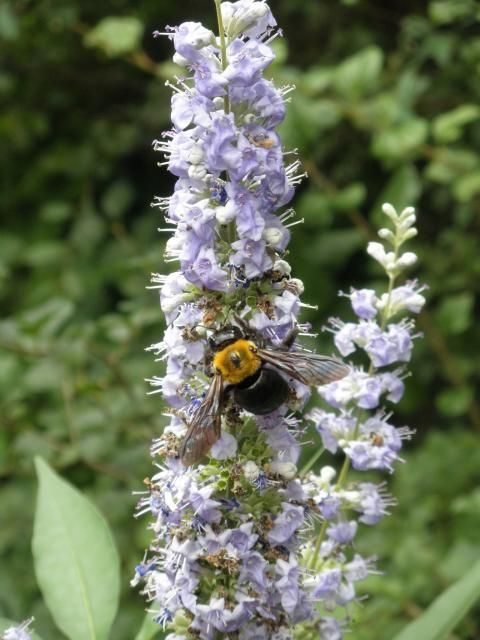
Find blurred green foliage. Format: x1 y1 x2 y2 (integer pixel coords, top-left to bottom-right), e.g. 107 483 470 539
1 0 479 638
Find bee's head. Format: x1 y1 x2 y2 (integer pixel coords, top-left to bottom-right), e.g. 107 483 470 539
212 335 261 384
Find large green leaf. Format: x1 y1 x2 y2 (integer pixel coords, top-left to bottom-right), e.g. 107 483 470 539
392 556 480 640
32 458 120 640
134 614 162 640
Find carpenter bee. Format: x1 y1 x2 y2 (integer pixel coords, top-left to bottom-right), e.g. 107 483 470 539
179 323 349 466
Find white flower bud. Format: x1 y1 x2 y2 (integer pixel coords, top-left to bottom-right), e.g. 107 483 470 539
399 214 416 229
188 24 215 49
367 241 387 263
172 52 188 67
402 227 418 241
223 1 270 38
161 293 193 314
215 200 236 225
382 202 399 221
237 2 269 33
406 292 426 312
262 226 285 248
220 2 235 27
384 252 397 269
165 235 183 255
342 490 361 504
269 461 297 480
376 292 388 311
368 242 400 272
399 206 415 220
188 164 207 181
320 465 336 484
273 259 291 276
378 228 394 242
243 460 260 481
288 278 304 295
212 97 224 110
188 144 204 164
396 252 417 268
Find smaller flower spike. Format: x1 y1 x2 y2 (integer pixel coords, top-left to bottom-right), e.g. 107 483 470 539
2 618 35 640
135 0 424 637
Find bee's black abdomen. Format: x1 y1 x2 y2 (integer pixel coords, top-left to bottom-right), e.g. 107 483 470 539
233 367 289 415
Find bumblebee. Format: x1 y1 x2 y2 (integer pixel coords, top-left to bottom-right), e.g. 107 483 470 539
179 324 349 466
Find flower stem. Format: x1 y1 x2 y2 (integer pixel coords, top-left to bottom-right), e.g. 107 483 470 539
380 274 395 330
309 520 327 569
214 0 230 113
299 446 325 478
336 454 350 488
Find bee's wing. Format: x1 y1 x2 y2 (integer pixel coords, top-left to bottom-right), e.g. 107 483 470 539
179 372 223 467
256 347 349 387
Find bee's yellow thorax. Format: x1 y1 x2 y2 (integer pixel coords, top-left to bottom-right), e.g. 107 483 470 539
213 339 261 384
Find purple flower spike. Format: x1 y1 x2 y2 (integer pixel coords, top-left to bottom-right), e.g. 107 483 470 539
136 4 424 639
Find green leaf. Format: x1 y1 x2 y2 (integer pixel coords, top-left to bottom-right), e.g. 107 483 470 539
429 0 477 24
305 228 363 267
440 540 480 582
302 66 333 93
433 105 480 143
281 97 341 147
330 183 367 211
84 16 144 57
435 386 473 417
32 457 120 640
453 170 480 202
425 149 479 184
435 292 473 334
371 118 429 163
354 93 401 130
392 556 480 640
0 618 43 640
134 613 162 640
20 297 74 337
333 46 384 99
0 5 19 40
101 180 135 218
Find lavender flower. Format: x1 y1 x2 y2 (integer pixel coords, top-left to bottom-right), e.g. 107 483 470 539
135 2 424 638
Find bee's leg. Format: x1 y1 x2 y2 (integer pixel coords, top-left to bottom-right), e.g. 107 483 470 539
221 384 236 417
281 326 299 349
232 313 253 337
203 342 215 375
222 383 234 399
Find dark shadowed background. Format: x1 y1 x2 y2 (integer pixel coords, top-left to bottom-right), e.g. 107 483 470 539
1 0 480 638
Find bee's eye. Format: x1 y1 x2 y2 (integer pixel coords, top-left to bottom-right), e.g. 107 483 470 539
230 351 242 367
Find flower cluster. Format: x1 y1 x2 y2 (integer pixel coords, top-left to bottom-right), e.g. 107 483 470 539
1 618 35 640
135 2 424 639
311 204 425 474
